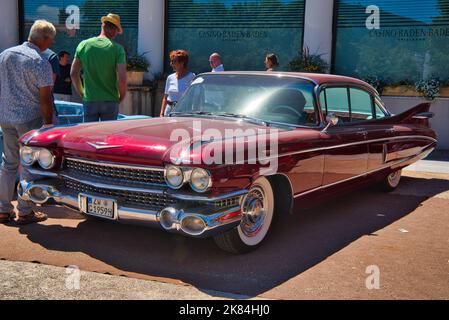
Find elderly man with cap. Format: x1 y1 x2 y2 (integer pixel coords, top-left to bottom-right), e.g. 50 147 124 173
71 13 127 122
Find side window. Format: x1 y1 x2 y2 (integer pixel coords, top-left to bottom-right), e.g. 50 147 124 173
350 88 373 121
375 102 388 119
321 87 351 123
319 91 327 115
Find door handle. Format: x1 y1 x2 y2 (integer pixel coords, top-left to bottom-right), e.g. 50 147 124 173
357 131 368 138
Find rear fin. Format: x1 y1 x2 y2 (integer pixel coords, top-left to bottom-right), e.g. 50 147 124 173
381 103 432 126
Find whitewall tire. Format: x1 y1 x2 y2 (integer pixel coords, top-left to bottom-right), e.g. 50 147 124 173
213 177 275 254
382 169 402 192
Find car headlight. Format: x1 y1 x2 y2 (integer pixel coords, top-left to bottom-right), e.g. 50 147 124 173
190 168 212 193
20 146 38 166
37 148 55 169
165 165 184 189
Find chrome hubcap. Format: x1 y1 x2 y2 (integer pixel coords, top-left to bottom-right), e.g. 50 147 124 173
240 187 266 238
388 171 400 186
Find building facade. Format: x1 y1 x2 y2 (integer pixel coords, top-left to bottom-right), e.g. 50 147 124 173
1 0 448 149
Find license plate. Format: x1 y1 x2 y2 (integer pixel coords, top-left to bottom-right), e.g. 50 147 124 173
79 194 116 220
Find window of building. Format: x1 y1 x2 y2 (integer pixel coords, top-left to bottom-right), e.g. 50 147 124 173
335 0 449 82
22 0 139 58
166 0 305 73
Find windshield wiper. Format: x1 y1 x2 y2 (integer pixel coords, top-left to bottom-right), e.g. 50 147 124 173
215 113 269 126
169 111 214 117
170 111 270 127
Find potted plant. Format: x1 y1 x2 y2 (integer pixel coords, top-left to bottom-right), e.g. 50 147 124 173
127 52 150 86
288 46 329 73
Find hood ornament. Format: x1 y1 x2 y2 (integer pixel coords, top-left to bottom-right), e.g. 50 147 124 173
87 142 123 150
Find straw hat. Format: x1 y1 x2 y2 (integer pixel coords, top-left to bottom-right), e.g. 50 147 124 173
101 13 123 34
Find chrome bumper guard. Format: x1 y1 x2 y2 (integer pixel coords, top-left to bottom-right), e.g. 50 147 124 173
18 179 245 238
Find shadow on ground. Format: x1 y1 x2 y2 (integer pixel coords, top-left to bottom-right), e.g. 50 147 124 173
5 175 449 297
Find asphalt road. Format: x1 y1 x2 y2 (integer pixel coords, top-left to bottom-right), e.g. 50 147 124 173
0 169 448 300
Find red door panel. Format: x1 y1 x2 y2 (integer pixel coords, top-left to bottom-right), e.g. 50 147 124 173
321 127 368 186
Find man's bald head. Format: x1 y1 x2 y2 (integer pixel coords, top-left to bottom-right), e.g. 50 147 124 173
209 53 222 66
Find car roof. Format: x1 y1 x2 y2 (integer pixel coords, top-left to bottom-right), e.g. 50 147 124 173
200 71 374 90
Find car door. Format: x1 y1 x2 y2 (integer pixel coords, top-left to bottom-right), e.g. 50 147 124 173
319 86 369 186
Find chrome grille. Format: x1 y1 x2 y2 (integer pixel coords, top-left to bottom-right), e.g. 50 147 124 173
214 196 241 209
65 158 166 186
63 178 177 210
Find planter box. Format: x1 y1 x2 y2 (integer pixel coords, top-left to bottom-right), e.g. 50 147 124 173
120 85 155 116
382 85 449 98
127 71 145 86
382 86 417 97
439 87 449 97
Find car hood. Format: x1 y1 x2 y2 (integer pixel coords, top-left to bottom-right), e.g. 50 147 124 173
24 117 283 166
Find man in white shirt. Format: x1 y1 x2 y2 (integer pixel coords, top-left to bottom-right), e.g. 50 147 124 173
209 53 224 72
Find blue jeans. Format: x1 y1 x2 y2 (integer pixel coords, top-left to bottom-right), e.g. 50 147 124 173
83 101 119 123
0 117 43 216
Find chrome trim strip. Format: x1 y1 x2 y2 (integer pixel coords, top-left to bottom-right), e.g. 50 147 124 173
27 168 59 178
86 142 123 150
255 135 436 163
293 147 435 198
166 189 248 202
66 157 166 172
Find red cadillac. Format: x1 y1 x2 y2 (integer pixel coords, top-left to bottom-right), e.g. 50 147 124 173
18 72 437 254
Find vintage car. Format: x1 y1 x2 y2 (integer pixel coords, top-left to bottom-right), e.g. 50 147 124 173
17 72 436 254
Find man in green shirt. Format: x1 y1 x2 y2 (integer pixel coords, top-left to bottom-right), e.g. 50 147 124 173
71 13 127 122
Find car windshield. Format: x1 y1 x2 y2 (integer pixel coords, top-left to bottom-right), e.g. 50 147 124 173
172 74 318 127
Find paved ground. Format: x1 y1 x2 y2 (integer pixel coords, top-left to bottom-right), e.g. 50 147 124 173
0 260 249 300
0 158 448 300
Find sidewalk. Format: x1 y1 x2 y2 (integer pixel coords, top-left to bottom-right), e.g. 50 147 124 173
0 260 254 300
405 150 449 174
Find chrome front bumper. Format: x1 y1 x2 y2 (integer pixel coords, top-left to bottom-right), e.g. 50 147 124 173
18 179 245 238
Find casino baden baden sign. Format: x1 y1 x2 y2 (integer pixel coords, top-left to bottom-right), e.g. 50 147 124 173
334 0 449 82
166 0 306 73
365 4 449 42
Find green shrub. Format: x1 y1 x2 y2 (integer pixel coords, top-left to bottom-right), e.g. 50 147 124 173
127 52 150 72
288 47 329 73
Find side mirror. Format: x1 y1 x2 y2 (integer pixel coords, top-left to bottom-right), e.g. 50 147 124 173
322 113 339 132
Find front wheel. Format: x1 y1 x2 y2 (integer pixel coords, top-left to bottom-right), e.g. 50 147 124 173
381 169 402 192
213 177 274 254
